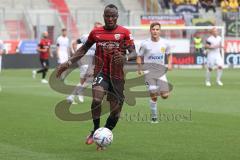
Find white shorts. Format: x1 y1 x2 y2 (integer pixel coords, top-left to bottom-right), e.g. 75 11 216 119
144 74 169 93
207 55 223 68
77 55 93 66
79 65 88 78
58 52 69 64
78 55 94 79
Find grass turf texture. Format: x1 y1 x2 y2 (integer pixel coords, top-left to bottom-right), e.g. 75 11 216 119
0 69 240 160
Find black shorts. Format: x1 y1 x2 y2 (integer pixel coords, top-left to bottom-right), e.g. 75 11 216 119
92 72 125 104
40 59 49 68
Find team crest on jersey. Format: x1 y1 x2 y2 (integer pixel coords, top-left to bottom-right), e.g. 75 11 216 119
161 47 166 53
114 34 121 40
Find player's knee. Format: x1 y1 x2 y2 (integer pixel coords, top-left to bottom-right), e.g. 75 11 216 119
160 92 169 99
150 95 157 102
91 98 102 109
208 68 213 72
44 67 49 72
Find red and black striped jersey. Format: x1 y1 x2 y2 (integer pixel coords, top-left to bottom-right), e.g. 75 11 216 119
86 25 134 80
38 38 51 60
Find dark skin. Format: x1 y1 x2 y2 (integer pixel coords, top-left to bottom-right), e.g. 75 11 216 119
56 7 136 78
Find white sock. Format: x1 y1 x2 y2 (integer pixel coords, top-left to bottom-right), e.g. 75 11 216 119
70 84 83 95
216 69 223 82
206 69 211 82
67 94 74 100
149 100 157 119
76 83 86 95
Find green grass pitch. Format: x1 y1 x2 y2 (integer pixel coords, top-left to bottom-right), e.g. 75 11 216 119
0 68 240 160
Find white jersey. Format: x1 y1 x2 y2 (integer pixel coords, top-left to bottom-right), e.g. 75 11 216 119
0 40 5 72
56 35 70 64
138 38 170 65
0 40 6 51
206 35 222 57
138 38 170 92
76 34 96 56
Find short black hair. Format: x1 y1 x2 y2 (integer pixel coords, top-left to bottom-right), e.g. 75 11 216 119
105 4 118 10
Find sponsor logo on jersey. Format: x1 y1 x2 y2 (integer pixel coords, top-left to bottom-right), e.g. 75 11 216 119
148 55 163 60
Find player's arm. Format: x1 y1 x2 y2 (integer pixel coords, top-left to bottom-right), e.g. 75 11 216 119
136 44 144 75
166 44 172 70
167 53 173 71
136 56 143 75
56 42 92 78
49 45 53 58
205 41 222 49
126 44 137 61
113 43 137 64
37 45 46 53
56 42 60 59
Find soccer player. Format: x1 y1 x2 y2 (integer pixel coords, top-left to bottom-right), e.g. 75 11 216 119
56 4 137 150
136 22 172 123
56 28 70 65
205 27 223 87
32 31 52 84
56 28 70 80
67 22 102 103
0 40 6 73
0 39 6 92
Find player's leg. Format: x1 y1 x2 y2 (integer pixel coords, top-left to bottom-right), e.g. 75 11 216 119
78 65 89 102
41 59 49 83
71 56 93 102
206 56 214 86
105 79 125 130
86 74 108 145
36 59 44 74
36 59 48 83
149 92 158 123
158 75 170 99
146 77 159 123
216 66 223 86
66 64 88 103
216 56 223 86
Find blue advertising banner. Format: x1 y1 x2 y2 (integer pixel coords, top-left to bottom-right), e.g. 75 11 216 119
19 40 38 54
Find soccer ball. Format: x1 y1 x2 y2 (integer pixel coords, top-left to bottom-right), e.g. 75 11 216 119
93 127 113 147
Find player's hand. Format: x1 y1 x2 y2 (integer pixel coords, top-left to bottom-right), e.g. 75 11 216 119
56 62 69 78
113 51 126 64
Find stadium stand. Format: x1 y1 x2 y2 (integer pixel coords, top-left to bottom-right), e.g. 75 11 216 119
0 0 51 40
49 0 79 39
65 0 104 34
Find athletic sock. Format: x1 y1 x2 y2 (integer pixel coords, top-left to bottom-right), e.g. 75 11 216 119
206 69 211 82
150 99 158 119
105 116 119 130
216 69 223 82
